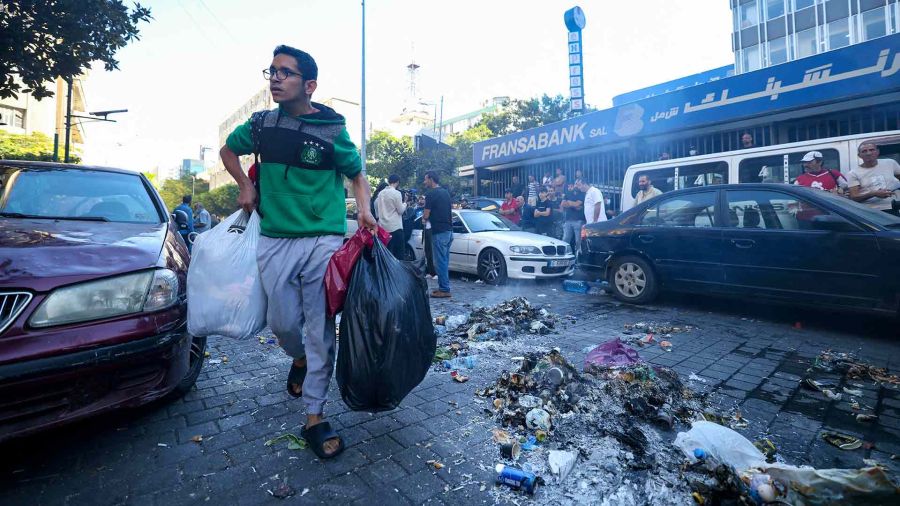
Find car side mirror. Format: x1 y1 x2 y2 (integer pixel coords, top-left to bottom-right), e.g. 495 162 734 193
810 214 856 232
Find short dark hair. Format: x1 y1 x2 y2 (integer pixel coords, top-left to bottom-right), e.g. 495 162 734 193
182 195 192 204
424 171 440 185
388 174 400 184
505 189 513 195
273 45 318 80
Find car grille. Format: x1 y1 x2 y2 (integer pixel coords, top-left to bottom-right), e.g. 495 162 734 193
0 292 32 336
541 246 568 256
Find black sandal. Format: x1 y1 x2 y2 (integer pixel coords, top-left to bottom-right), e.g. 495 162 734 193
301 421 344 459
286 361 307 398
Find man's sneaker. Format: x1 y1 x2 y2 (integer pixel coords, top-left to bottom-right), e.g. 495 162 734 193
427 274 438 280
431 290 451 298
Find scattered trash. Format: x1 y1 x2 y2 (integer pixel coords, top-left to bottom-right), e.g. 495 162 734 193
426 460 445 470
793 321 803 330
190 435 203 444
203 351 210 358
822 431 863 451
434 315 447 326
562 279 590 294
300 488 309 497
823 389 842 401
675 421 766 472
688 373 706 383
443 356 477 370
753 438 777 463
500 441 521 460
444 298 557 343
525 408 551 431
270 482 295 499
624 322 693 334
492 429 514 445
433 347 454 363
813 350 900 385
450 370 469 383
264 433 308 450
518 395 541 408
495 464 540 494
547 450 577 482
583 339 641 372
843 387 863 396
659 340 672 352
208 359 222 365
444 314 468 329
856 414 878 423
156 443 168 448
520 435 538 451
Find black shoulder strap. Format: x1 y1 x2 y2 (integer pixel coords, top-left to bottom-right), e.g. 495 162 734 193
249 110 269 161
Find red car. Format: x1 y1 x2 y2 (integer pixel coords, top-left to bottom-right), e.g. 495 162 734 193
0 160 205 441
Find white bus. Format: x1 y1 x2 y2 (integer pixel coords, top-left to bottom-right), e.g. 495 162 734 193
620 130 900 212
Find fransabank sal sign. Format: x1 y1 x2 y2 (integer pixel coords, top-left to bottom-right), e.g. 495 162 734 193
473 33 900 168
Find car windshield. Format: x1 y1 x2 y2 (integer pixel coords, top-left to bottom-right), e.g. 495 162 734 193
811 188 900 228
462 211 520 232
0 166 162 223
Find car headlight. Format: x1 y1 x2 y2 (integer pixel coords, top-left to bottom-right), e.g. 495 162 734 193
29 269 180 328
510 245 541 254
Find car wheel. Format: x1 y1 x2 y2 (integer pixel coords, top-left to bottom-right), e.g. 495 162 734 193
171 335 206 398
478 248 508 285
608 255 658 304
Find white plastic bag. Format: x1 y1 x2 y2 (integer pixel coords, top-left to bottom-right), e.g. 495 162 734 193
673 420 766 473
187 210 266 339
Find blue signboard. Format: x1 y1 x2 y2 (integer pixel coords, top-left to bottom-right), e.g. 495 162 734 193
564 7 587 111
612 65 735 106
474 34 900 168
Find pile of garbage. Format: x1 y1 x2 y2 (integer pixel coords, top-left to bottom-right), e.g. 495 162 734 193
623 321 693 336
677 421 900 505
476 343 708 503
813 350 900 386
434 297 559 342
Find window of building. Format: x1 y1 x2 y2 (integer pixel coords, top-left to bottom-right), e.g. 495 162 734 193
827 18 851 50
742 44 762 72
793 0 815 10
740 1 760 28
768 36 788 65
13 111 23 129
737 148 839 184
796 26 819 59
860 6 887 41
639 191 718 228
766 0 785 20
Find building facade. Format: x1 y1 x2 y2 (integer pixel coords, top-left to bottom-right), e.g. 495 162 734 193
732 0 900 74
0 77 88 156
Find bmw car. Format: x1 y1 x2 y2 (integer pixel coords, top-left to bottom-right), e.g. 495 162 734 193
0 161 204 441
409 209 575 284
579 184 900 315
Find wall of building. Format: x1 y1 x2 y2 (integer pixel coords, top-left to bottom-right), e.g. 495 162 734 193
732 0 900 74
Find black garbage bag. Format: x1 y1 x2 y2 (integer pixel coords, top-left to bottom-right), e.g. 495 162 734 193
337 238 436 412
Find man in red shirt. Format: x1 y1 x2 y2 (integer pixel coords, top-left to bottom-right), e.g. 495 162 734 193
794 151 847 194
499 189 521 224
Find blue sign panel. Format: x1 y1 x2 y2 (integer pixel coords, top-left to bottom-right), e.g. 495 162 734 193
612 65 735 106
473 34 900 168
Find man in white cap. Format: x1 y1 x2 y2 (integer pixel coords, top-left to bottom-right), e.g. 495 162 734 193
794 151 847 194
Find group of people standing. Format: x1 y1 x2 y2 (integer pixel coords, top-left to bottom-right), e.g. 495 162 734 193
498 170 607 255
371 171 454 298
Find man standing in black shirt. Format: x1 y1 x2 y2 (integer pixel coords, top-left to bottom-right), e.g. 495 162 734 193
561 182 585 257
423 171 453 298
509 175 524 199
534 188 554 237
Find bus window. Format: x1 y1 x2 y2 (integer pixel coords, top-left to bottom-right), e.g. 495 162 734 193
861 139 900 166
630 167 676 198
630 161 728 198
677 162 729 189
738 148 839 184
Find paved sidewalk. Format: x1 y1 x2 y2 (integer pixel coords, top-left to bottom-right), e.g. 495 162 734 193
1 277 898 505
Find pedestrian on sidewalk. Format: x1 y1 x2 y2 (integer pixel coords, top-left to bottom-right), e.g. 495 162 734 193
423 171 452 298
561 181 585 256
193 203 212 233
576 179 607 224
375 174 407 259
219 45 375 460
499 189 521 225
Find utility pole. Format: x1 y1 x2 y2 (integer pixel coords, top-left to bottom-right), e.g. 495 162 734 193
64 78 73 163
360 0 367 174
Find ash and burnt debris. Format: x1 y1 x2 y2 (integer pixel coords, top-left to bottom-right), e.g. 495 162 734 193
435 297 560 343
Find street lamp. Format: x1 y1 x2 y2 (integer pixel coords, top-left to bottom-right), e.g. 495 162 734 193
59 77 127 163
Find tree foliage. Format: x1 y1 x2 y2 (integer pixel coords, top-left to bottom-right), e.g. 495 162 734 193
475 94 591 136
157 177 191 213
365 130 413 181
197 184 240 218
0 130 79 162
0 0 152 100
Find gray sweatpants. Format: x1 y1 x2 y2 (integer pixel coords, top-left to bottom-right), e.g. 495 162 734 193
257 234 343 415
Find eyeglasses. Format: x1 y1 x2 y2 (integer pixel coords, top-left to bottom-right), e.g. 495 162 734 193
262 68 303 81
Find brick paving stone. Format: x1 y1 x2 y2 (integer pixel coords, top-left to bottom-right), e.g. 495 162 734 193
395 469 448 503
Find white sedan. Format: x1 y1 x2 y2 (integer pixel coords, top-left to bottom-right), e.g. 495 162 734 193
409 209 575 285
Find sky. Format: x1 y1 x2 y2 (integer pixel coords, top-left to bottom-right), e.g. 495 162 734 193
80 0 734 172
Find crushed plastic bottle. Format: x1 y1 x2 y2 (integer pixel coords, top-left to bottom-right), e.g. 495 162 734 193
562 280 590 294
443 356 477 370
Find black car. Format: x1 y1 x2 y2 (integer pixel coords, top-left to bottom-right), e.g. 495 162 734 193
579 184 900 315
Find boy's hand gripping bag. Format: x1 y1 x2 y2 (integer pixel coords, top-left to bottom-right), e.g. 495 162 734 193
324 227 391 318
337 238 436 411
187 210 266 339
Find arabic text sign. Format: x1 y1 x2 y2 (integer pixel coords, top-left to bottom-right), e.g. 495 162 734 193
473 34 900 168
